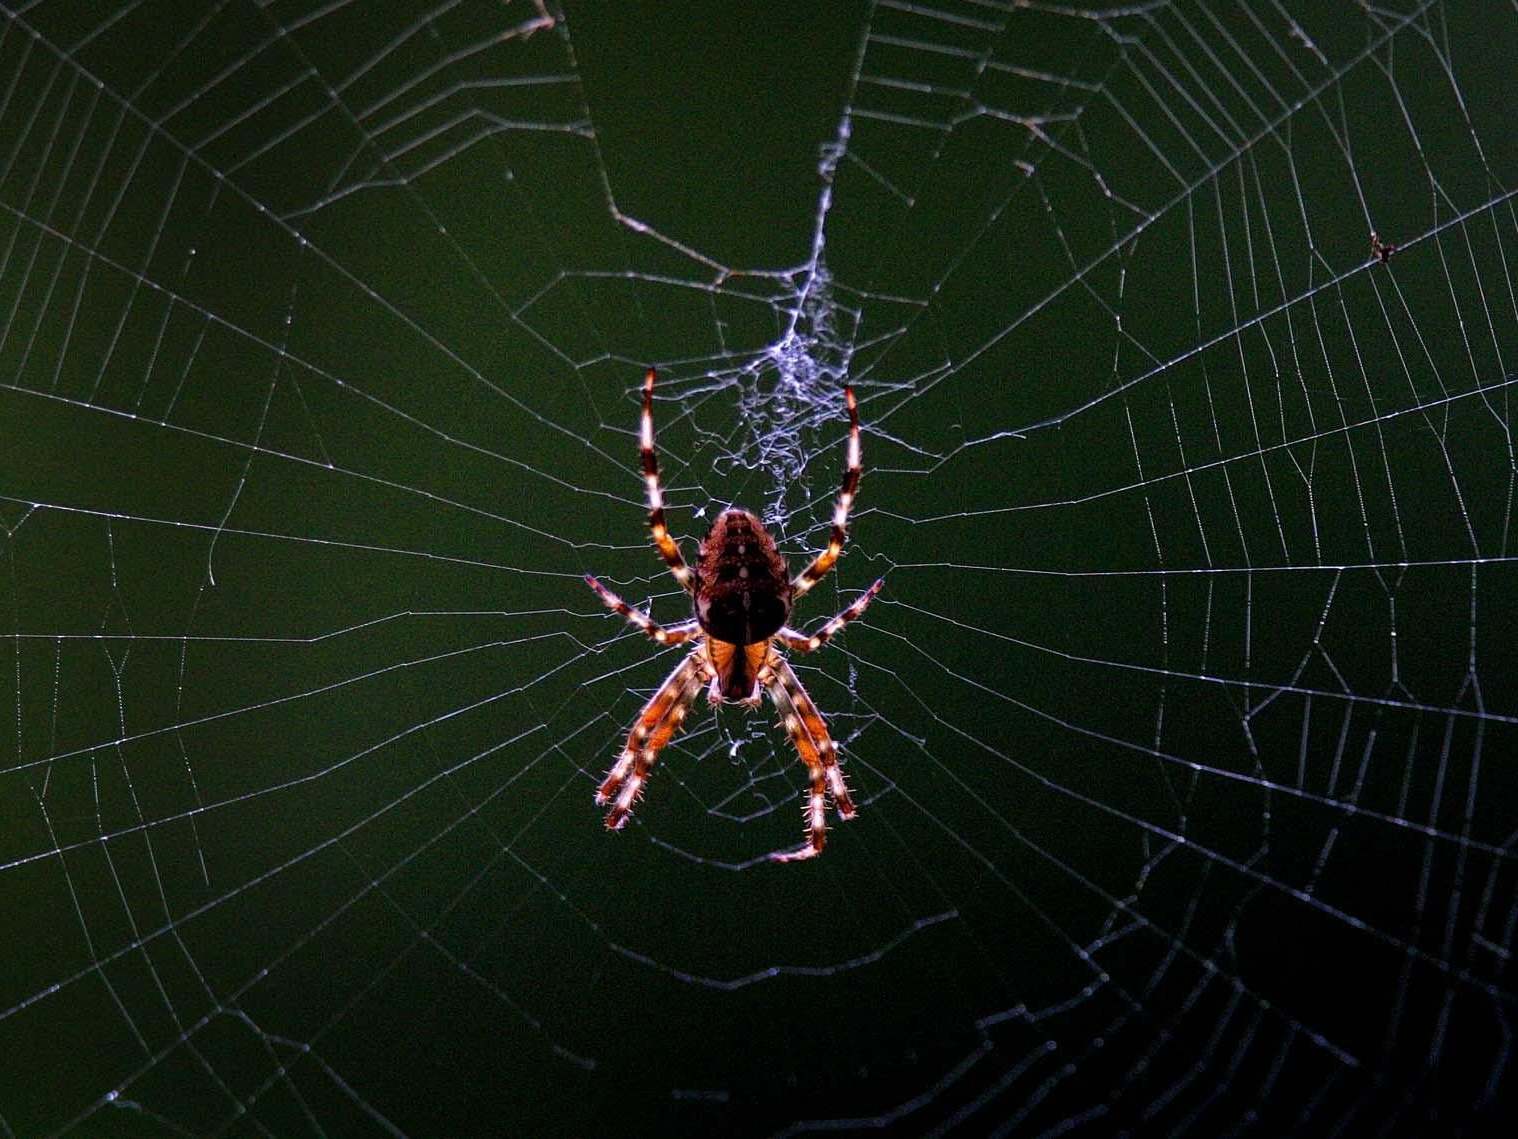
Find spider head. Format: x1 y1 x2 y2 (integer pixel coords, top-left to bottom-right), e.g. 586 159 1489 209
694 509 792 645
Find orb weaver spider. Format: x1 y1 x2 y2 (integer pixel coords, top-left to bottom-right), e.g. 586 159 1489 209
585 369 883 862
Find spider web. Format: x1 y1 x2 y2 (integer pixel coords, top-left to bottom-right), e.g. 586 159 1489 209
2 0 1516 1134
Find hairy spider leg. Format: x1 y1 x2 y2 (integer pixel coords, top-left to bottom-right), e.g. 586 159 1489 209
641 368 695 594
584 574 700 645
778 577 885 653
597 648 708 829
773 656 856 817
766 655 855 862
792 385 862 599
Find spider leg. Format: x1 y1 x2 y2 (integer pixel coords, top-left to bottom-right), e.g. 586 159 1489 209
584 574 700 645
765 655 855 862
640 368 696 595
778 578 884 653
597 647 707 830
792 386 862 600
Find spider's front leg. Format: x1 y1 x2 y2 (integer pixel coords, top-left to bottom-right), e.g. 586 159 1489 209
598 647 708 830
765 655 855 862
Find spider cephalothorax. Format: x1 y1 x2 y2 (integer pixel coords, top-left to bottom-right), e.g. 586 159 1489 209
584 368 882 861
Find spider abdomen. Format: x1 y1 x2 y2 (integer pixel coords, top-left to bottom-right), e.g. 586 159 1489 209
694 509 791 645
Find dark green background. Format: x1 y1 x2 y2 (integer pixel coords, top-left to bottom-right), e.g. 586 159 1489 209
2 2 1516 1135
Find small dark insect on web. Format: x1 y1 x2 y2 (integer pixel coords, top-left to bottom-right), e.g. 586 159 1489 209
1370 230 1399 264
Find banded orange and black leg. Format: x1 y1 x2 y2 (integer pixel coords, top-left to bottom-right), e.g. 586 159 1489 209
640 368 695 594
766 654 855 861
778 578 884 653
792 386 863 599
597 648 708 830
584 574 699 645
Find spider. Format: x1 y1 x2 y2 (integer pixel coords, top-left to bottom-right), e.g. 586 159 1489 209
584 368 883 862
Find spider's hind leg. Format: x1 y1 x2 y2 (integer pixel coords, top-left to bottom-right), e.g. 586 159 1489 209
792 386 863 600
639 368 696 594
